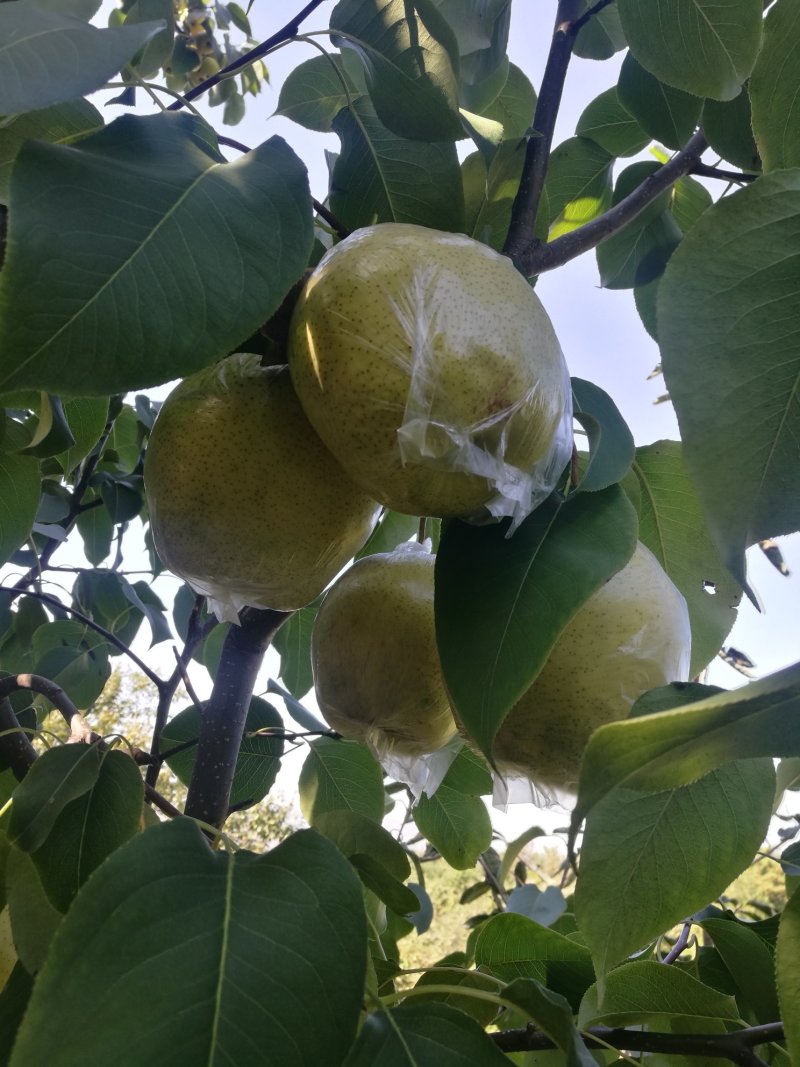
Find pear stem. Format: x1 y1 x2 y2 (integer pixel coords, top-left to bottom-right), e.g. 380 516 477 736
184 606 290 830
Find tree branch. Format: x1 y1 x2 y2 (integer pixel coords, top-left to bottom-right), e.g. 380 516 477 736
571 0 617 34
503 0 582 268
0 697 37 780
690 161 757 184
522 129 709 276
0 673 94 744
184 606 289 829
492 1021 784 1064
167 0 327 111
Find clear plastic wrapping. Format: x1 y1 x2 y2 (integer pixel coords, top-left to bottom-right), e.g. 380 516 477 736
290 224 574 529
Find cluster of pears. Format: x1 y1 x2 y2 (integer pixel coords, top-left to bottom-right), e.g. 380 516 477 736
144 223 689 788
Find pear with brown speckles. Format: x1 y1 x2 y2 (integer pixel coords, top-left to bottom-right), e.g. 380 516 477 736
312 546 458 756
143 354 380 620
492 543 691 791
289 224 573 522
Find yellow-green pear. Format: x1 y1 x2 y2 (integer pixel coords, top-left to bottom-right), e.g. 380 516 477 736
289 224 573 522
144 354 380 620
312 546 458 756
492 543 691 790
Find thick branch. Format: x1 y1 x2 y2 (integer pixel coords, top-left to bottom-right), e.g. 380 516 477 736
184 607 289 828
691 161 757 184
0 697 37 780
0 673 94 744
503 0 582 267
167 0 326 110
522 129 709 276
492 1021 784 1064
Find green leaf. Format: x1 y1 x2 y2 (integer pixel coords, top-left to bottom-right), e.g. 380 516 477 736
506 885 567 927
545 136 613 240
0 113 313 395
410 954 499 1026
617 53 702 150
435 485 638 761
570 659 800 841
657 170 800 592
617 0 763 101
413 785 491 870
571 378 635 493
0 100 103 206
10 822 367 1066
275 53 360 132
0 450 41 568
30 749 143 912
0 964 33 1064
436 0 510 113
750 0 800 170
777 884 800 1063
439 745 492 796
72 570 142 651
350 853 420 916
5 849 62 974
462 140 529 252
272 597 320 699
575 759 775 976
330 0 462 142
313 810 410 882
498 825 545 887
703 88 761 172
501 978 595 1067
22 0 102 19
343 1002 510 1066
161 697 283 810
32 620 110 708
576 87 650 157
299 737 385 825
357 510 420 559
573 2 626 60
699 916 780 1023
0 7 164 115
9 744 102 852
124 0 174 79
55 397 108 475
474 912 595 1010
330 94 465 233
579 960 740 1026
627 441 742 676
669 174 712 233
479 63 536 140
75 503 113 566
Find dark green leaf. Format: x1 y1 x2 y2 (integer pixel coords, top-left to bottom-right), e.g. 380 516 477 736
501 978 595 1067
313 810 410 882
350 854 420 915
777 884 800 1063
330 0 462 142
633 277 659 341
579 960 740 1025
440 745 492 796
575 758 775 976
750 0 800 170
411 954 499 1026
0 7 163 115
462 140 531 251
9 744 101 852
161 697 283 810
75 503 113 566
31 749 143 912
435 485 638 760
669 174 712 233
617 0 763 101
474 912 594 1010
700 916 780 1023
330 94 465 233
0 964 33 1064
32 620 110 708
703 88 761 172
576 87 650 157
55 397 108 475
10 822 367 1066
658 171 800 591
5 849 62 974
545 136 613 239
434 0 511 113
617 53 702 150
571 377 635 492
272 597 320 698
275 53 361 132
357 510 420 559
413 785 491 869
498 825 545 886
299 737 385 825
0 114 313 394
124 0 174 78
573 2 626 60
479 63 536 139
125 580 172 646
0 450 40 568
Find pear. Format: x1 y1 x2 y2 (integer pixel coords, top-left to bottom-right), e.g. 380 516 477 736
144 354 380 619
289 224 572 522
312 546 457 756
492 543 691 790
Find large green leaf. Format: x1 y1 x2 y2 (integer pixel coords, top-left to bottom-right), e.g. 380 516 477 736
777 885 800 1063
275 52 361 132
545 136 613 240
412 785 491 869
0 113 313 395
575 87 650 158
330 94 465 233
573 2 626 60
9 744 102 852
617 53 702 150
578 961 740 1026
435 485 638 760
55 396 108 475
750 0 800 170
627 441 742 675
343 1003 510 1066
6 849 62 974
272 597 320 699
571 378 635 493
703 89 761 172
658 170 800 591
617 0 763 101
699 916 780 1023
0 100 103 206
0 7 163 115
10 822 367 1067
473 912 595 1011
570 659 800 840
0 449 40 568
299 737 385 825
30 749 143 912
330 0 462 142
575 759 774 976
32 620 110 708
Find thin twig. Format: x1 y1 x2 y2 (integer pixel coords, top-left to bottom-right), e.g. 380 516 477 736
662 920 694 964
167 0 327 110
571 0 617 34
690 161 757 184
